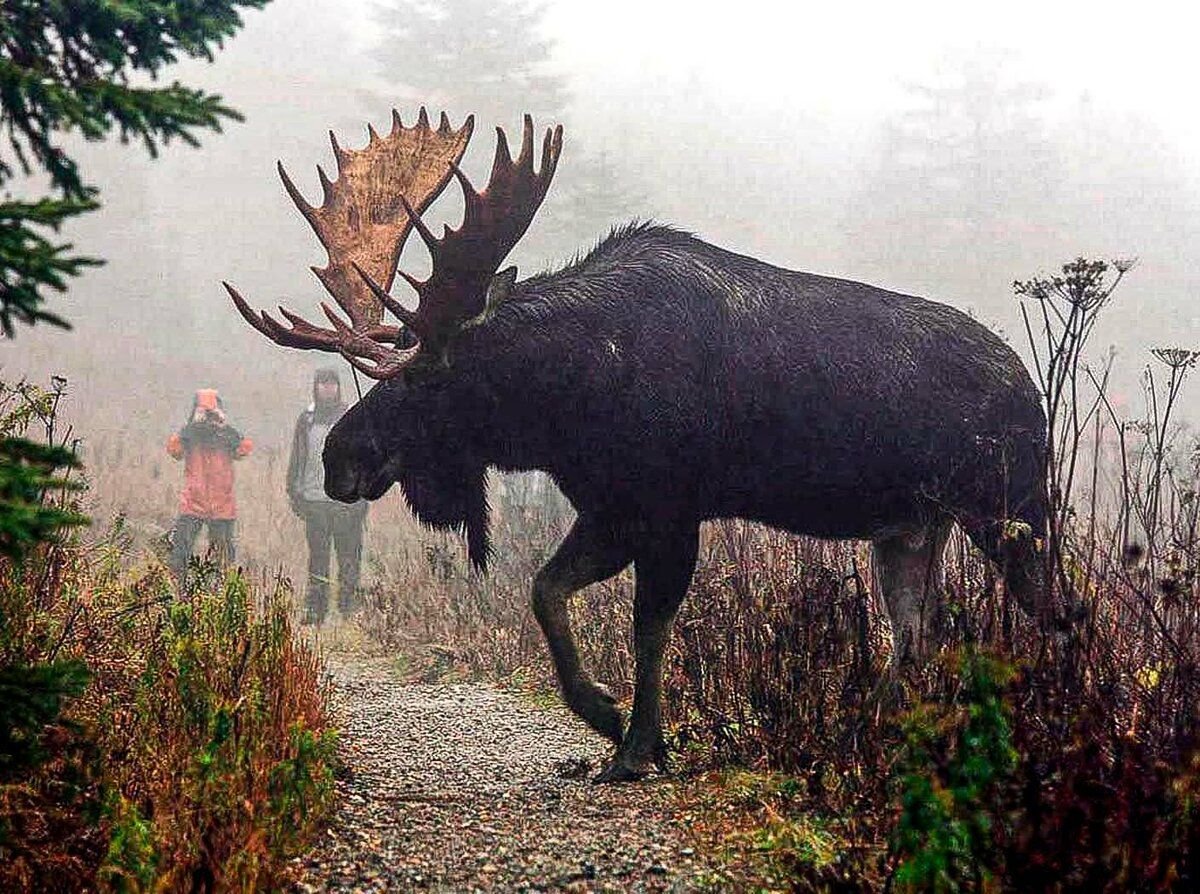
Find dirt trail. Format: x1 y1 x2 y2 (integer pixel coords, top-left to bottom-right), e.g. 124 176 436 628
291 656 723 892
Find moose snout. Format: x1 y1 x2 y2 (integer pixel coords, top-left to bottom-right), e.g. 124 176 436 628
321 445 363 501
321 429 367 502
322 427 392 503
322 463 362 503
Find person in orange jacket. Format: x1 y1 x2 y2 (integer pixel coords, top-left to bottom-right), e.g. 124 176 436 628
166 388 252 584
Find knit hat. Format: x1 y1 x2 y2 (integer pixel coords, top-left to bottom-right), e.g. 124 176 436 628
195 388 220 411
314 367 340 385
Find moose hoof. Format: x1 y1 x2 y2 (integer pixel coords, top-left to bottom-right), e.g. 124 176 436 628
592 734 666 784
571 682 625 746
592 754 653 784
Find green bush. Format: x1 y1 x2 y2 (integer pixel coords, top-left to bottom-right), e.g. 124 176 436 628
890 650 1016 893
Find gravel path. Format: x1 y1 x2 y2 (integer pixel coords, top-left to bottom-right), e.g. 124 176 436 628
291 657 723 892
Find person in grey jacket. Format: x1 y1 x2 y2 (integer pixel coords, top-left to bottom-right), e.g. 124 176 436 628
287 367 369 624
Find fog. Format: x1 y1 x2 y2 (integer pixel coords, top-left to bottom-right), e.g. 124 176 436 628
7 0 1200 466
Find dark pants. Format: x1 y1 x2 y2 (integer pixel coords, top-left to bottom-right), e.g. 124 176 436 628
170 515 235 584
300 500 366 622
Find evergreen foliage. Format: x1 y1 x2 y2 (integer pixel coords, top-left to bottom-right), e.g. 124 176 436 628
0 0 268 333
0 380 89 793
0 0 269 860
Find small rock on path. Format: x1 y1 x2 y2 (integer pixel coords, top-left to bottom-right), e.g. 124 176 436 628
291 657 722 892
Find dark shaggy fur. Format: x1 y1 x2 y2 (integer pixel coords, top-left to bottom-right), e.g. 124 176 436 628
323 222 1048 780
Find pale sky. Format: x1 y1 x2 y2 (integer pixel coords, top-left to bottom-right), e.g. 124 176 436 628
542 1 1199 144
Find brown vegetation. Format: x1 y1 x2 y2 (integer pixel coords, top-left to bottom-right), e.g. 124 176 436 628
0 540 337 890
0 380 338 892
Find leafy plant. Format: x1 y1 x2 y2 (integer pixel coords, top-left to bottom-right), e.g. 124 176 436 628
1 5 292 885
97 794 157 894
889 650 1016 893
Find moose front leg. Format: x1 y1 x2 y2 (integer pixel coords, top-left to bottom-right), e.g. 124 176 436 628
532 516 633 745
595 522 698 783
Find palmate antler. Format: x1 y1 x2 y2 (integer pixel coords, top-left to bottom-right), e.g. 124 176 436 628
384 115 564 343
224 108 474 371
227 109 563 380
350 114 563 377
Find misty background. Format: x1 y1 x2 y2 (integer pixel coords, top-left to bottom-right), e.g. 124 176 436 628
6 0 1200 532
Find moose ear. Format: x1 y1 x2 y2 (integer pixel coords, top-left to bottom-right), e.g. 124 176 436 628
487 266 518 305
464 266 518 330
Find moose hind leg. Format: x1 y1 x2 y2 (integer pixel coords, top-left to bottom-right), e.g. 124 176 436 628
595 522 699 784
532 516 633 746
874 520 952 665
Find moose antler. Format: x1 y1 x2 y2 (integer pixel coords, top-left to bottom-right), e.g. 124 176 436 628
382 115 564 342
228 111 563 380
225 107 473 362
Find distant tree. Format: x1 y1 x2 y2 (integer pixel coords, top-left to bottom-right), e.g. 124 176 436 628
0 0 268 795
855 48 1057 287
369 0 566 132
369 0 640 264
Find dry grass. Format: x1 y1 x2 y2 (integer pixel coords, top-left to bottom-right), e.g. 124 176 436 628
0 522 337 891
351 500 1198 890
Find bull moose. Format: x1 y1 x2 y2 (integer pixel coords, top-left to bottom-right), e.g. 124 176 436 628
226 109 1047 782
